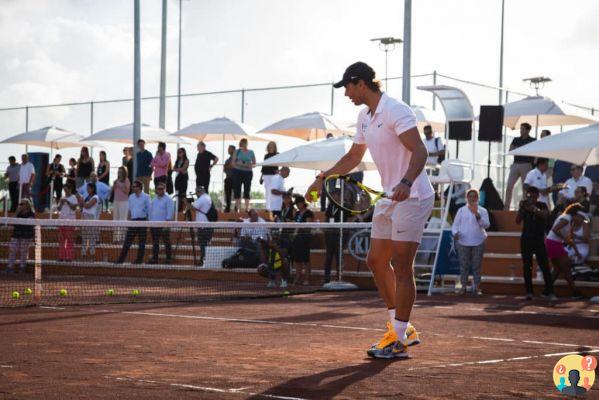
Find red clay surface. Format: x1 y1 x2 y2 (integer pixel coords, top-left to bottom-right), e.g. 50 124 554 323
1 291 598 399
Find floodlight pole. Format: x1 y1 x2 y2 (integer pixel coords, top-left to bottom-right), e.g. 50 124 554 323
133 0 141 179
177 0 183 132
159 0 167 129
370 37 403 92
402 0 412 104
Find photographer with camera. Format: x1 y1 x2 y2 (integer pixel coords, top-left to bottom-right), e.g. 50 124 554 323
516 186 555 300
257 230 290 288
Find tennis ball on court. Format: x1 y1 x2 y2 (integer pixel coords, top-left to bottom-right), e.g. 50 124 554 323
12 291 20 299
132 289 140 296
106 289 114 296
59 289 68 297
24 288 33 295
283 290 290 296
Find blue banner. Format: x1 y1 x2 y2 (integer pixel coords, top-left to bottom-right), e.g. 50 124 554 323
435 229 461 275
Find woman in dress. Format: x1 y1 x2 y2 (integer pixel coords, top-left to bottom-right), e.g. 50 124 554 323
173 147 189 211
76 146 94 189
112 167 131 242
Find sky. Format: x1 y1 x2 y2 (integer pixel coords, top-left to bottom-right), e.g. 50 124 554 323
1 0 598 193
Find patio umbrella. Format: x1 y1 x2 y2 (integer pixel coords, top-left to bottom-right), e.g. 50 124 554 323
257 112 353 141
412 105 446 133
257 136 376 171
0 126 98 149
83 123 187 144
503 96 599 130
507 124 599 165
171 117 265 142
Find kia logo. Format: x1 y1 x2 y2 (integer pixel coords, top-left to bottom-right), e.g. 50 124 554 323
348 229 371 261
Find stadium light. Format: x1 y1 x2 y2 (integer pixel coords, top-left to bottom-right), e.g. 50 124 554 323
523 76 552 96
370 37 403 91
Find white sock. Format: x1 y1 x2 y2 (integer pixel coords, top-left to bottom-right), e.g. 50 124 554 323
387 309 395 324
393 319 409 341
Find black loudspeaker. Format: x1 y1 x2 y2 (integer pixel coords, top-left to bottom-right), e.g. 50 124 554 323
478 105 504 142
447 120 472 140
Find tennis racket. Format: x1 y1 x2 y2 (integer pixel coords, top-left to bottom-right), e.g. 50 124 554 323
323 174 387 215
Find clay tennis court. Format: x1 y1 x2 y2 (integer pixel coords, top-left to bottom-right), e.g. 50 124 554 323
1 291 598 399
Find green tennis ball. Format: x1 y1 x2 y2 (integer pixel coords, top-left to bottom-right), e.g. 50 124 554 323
24 288 33 295
12 291 20 299
132 289 140 296
310 191 319 200
283 291 290 296
106 289 114 296
59 289 68 296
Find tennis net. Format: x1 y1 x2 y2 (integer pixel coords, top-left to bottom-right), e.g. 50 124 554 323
0 217 374 307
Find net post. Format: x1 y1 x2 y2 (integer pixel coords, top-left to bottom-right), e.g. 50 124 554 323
34 224 42 305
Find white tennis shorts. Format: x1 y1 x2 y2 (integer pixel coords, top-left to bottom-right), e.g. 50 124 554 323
371 195 434 243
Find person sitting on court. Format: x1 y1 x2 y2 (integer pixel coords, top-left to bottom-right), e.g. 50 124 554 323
571 186 590 214
516 186 554 300
451 189 490 296
563 165 593 201
238 209 268 245
148 182 175 264
116 180 151 264
290 195 314 286
258 229 290 288
192 186 214 266
566 209 590 265
4 198 35 275
57 185 78 262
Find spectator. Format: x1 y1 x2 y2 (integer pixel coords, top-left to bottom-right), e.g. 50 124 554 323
258 230 290 288
516 186 554 300
76 146 94 188
277 192 295 222
291 196 314 285
65 158 77 191
112 167 131 242
260 141 279 211
148 182 174 264
194 141 218 193
505 122 535 210
423 124 445 172
77 172 111 207
97 150 110 185
18 154 35 201
445 182 470 220
116 180 150 264
239 208 268 242
451 189 490 296
192 186 214 266
563 165 593 200
232 138 256 212
124 147 134 188
4 198 35 274
57 185 78 262
223 145 235 212
151 142 171 189
323 189 345 284
545 203 584 299
4 156 20 212
320 133 336 211
122 147 131 167
173 147 189 210
76 182 100 258
46 154 65 202
136 139 153 194
572 186 590 214
269 167 290 219
566 211 590 265
523 158 551 206
540 130 554 177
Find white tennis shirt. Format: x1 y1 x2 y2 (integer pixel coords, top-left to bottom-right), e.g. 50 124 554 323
353 93 434 200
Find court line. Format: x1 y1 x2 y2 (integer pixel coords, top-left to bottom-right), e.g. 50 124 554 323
106 309 598 349
0 365 13 368
407 349 599 371
111 376 309 400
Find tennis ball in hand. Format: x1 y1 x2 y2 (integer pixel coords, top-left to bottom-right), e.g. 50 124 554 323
310 191 319 201
106 289 114 296
24 288 33 295
12 291 20 299
132 289 140 296
59 289 68 296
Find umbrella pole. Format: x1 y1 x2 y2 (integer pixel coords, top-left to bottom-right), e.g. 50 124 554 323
535 114 539 138
221 137 225 210
486 142 491 178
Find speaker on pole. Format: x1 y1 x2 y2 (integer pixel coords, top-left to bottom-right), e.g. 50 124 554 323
447 120 472 140
478 105 504 142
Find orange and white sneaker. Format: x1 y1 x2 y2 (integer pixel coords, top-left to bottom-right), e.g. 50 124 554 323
405 323 421 347
367 322 421 357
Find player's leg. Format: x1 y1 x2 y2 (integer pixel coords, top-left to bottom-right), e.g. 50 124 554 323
366 238 395 307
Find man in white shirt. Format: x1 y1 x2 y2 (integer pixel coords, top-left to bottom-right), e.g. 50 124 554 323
563 165 593 200
423 125 445 169
192 186 213 266
269 167 290 218
306 62 434 359
239 209 268 241
18 154 35 200
148 183 175 264
523 158 550 205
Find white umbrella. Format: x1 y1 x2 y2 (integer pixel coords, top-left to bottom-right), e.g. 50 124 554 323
412 105 446 133
171 117 265 142
507 124 599 165
257 136 376 171
83 123 187 144
0 126 98 149
258 112 353 141
503 96 599 130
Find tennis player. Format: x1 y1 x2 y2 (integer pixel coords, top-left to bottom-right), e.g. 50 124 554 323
306 62 434 359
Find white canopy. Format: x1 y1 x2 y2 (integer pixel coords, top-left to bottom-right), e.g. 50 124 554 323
258 112 353 141
411 105 446 133
503 96 599 130
83 123 187 144
257 136 376 171
0 126 98 149
172 117 265 141
508 124 599 165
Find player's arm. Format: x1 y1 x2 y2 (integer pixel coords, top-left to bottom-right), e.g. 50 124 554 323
392 127 427 202
305 143 367 201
